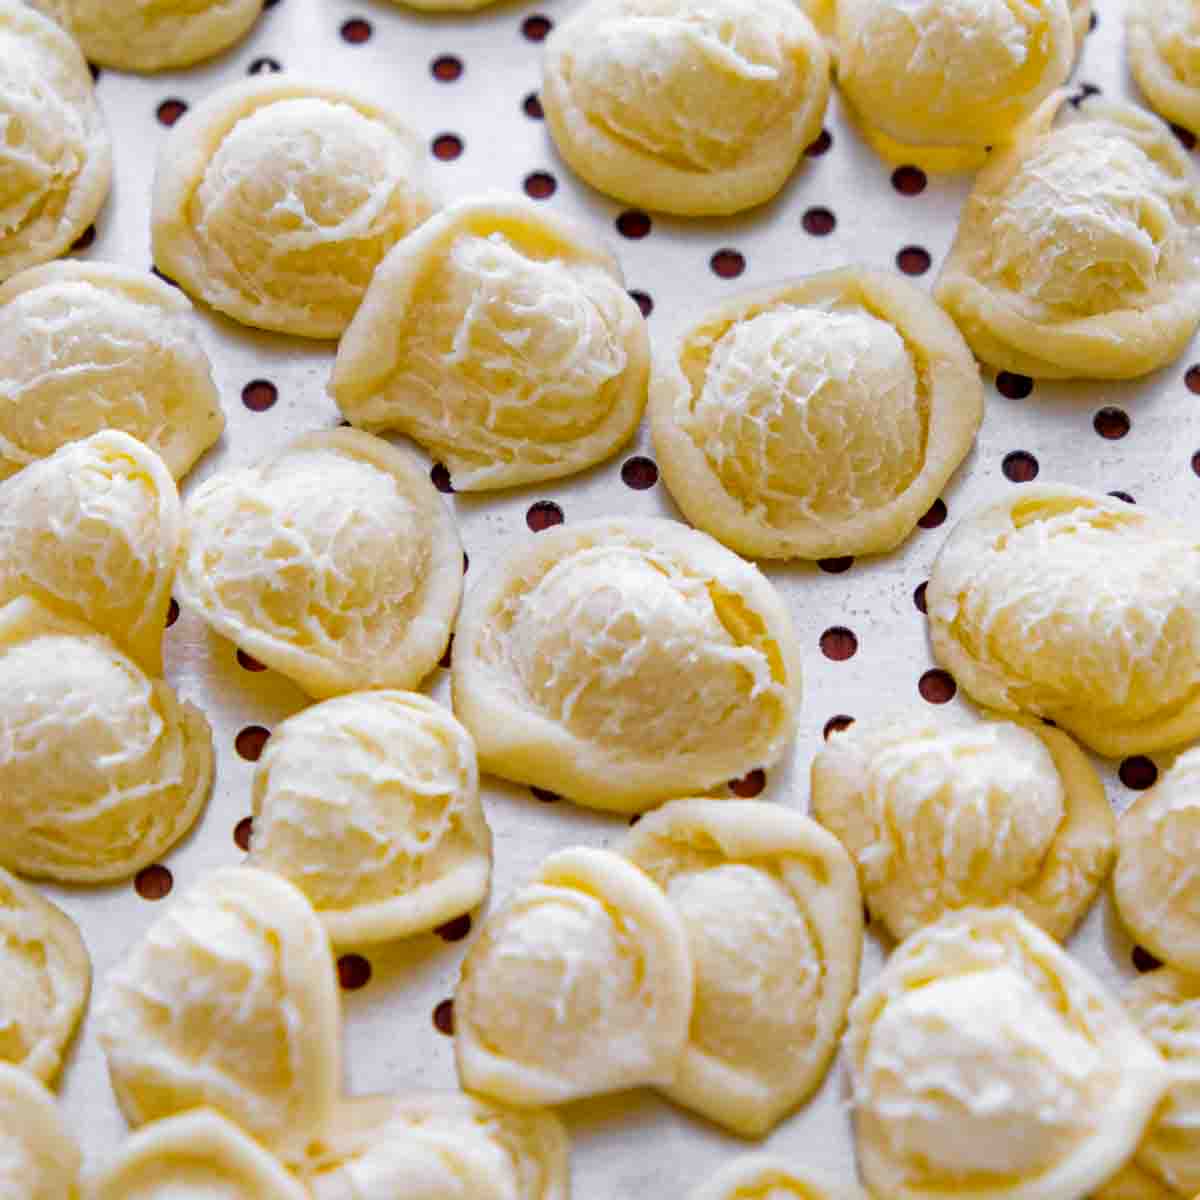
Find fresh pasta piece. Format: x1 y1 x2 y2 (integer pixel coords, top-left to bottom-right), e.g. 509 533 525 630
927 486 1200 758
1115 747 1200 974
836 0 1075 171
650 269 982 560
97 867 341 1163
0 1 111 283
812 713 1114 942
689 1156 867 1200
248 691 491 947
0 1064 80 1198
935 95 1200 378
452 517 800 813
454 847 692 1107
0 263 223 482
86 1109 309 1200
0 431 181 674
178 430 462 699
1070 0 1092 46
304 1092 568 1200
151 77 435 338
540 0 830 216
846 907 1169 1200
0 868 89 1085
0 596 212 883
1128 1 1200 138
29 0 262 72
332 194 649 492
623 800 862 1137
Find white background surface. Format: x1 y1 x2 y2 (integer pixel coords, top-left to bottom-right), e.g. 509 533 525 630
46 0 1196 1192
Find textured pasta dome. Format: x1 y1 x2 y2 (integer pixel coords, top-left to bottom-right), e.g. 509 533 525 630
0 1065 80 1199
1128 0 1200 137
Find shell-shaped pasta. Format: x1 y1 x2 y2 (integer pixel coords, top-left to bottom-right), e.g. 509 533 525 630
178 430 462 700
0 869 89 1086
0 597 212 884
451 517 801 813
812 713 1114 942
248 691 492 947
151 77 436 338
1128 1 1200 138
935 95 1200 379
29 0 262 73
96 867 341 1163
0 431 181 675
1115 747 1200 974
454 847 693 1107
650 269 982 560
0 263 223 482
85 1109 309 1200
0 1065 80 1199
689 1156 867 1200
623 800 862 1137
304 1092 568 1200
541 0 830 216
836 0 1074 170
0 1 111 283
846 907 1169 1200
927 486 1200 757
332 195 649 492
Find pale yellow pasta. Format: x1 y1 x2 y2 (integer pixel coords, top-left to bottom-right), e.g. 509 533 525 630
0 1064 80 1199
1128 1 1200 137
689 1156 867 1200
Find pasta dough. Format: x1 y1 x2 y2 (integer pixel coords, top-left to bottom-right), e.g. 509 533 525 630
1115 747 1200 974
0 596 212 883
0 869 89 1086
151 77 435 338
650 269 983 560
248 691 492 947
927 486 1200 757
0 1064 80 1199
0 431 181 675
689 1156 867 1200
0 263 223 482
540 0 831 216
97 867 341 1163
846 907 1169 1200
331 195 649 492
0 1 111 283
86 1109 309 1200
935 95 1200 378
178 430 462 699
29 0 262 73
812 713 1114 941
304 1092 568 1200
454 847 692 1106
836 0 1075 171
1128 1 1200 137
623 800 862 1137
451 517 801 813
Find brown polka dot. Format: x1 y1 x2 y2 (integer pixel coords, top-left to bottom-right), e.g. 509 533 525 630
628 813 641 826
630 290 653 317
891 165 926 195
919 669 957 704
996 372 1034 399
523 92 544 120
233 817 253 852
337 954 372 990
1119 756 1158 790
1069 82 1101 107
135 864 173 901
914 581 928 614
430 462 454 493
1132 945 1163 973
526 500 564 532
805 128 832 157
820 627 858 661
917 499 946 529
340 17 372 43
710 249 745 278
166 598 180 628
89 62 101 82
237 649 266 672
241 379 277 412
524 171 557 200
433 998 455 1035
435 914 473 942
439 635 454 670
802 207 836 236
156 98 188 126
1002 450 1039 482
616 210 652 239
1088 9 1097 31
1093 407 1130 439
1108 491 1136 504
432 134 464 161
1172 123 1197 151
462 551 470 574
823 714 855 739
818 556 853 574
1186 365 1200 394
431 55 463 82
531 786 560 803
521 14 552 40
730 768 766 797
621 456 658 489
248 56 282 74
896 246 931 276
1192 451 1200 478
235 725 271 762
72 224 96 251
